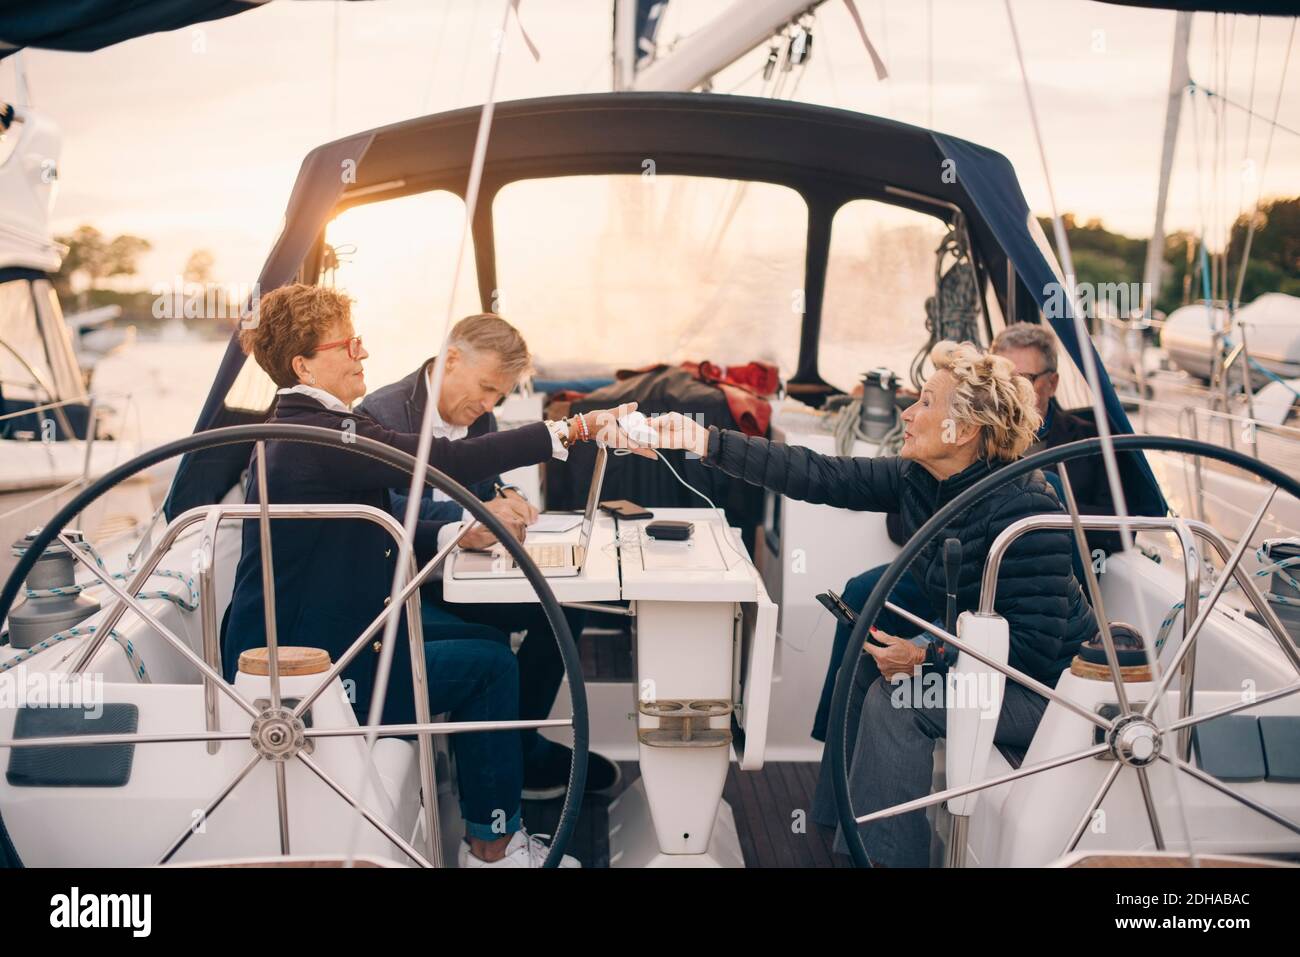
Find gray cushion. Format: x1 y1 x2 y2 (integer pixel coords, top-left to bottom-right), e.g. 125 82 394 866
1259 716 1300 783
1192 715 1266 782
6 704 138 788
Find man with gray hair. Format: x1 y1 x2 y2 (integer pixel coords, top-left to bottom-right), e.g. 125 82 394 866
990 322 1111 518
358 313 622 800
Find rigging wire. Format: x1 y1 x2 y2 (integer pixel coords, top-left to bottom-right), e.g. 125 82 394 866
1193 83 1300 141
926 0 934 128
344 0 517 868
419 0 456 114
1228 17 1263 299
329 0 340 135
1004 0 1202 865
1232 18 1295 310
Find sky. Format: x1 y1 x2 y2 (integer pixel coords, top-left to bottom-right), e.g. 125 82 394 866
6 0 1298 290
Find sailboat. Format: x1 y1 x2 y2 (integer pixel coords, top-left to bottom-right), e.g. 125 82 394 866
0 0 1298 870
0 81 150 585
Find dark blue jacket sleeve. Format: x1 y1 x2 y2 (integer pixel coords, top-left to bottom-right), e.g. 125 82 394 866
702 426 905 512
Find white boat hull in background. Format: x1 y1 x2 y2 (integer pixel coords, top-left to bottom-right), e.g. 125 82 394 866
1163 294 1300 384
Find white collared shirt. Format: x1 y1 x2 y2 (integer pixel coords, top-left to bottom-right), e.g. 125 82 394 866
276 383 352 414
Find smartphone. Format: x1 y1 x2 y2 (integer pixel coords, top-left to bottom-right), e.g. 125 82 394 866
600 500 654 520
815 590 857 625
816 590 889 648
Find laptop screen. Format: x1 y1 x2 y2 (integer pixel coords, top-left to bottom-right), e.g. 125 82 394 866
578 446 609 550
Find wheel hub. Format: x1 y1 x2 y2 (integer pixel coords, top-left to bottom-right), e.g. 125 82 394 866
249 707 307 761
1109 714 1162 767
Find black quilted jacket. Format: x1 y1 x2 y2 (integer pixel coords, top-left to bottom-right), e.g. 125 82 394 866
704 427 1097 687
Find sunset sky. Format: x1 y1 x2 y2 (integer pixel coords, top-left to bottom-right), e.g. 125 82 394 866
7 0 1298 291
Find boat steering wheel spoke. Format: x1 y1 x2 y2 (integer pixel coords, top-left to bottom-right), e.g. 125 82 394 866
0 423 589 869
828 435 1300 867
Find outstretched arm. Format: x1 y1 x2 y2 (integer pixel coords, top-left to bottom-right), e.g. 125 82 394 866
645 412 905 512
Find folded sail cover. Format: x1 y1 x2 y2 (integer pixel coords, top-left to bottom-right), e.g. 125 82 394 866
165 93 1166 520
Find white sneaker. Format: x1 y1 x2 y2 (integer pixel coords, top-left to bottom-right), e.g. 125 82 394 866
459 829 582 868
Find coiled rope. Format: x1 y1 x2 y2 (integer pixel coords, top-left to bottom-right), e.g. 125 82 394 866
0 539 196 681
820 395 905 457
1154 545 1300 653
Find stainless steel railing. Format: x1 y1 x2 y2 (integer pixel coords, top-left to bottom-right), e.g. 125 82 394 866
66 501 455 865
978 514 1300 758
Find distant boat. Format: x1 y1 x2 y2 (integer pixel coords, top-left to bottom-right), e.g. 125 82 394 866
1162 294 1300 385
0 99 151 580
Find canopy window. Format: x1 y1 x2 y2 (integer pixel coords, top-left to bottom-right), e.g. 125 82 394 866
820 199 961 393
0 277 85 404
491 174 806 374
216 189 480 414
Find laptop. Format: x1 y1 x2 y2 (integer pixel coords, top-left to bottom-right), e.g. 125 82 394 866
452 446 609 579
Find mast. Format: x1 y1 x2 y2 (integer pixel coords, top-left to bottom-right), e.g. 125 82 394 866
1143 11 1193 319
630 0 824 92
612 0 638 91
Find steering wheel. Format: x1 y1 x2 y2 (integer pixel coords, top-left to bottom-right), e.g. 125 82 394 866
827 434 1300 867
0 423 588 868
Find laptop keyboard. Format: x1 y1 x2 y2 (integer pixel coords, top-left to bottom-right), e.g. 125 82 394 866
525 544 571 568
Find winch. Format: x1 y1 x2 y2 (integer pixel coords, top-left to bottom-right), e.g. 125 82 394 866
858 367 899 441
7 529 101 650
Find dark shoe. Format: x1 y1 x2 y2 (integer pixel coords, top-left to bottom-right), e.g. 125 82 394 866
522 741 621 800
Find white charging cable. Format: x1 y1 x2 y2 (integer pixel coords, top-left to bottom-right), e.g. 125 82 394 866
610 447 754 572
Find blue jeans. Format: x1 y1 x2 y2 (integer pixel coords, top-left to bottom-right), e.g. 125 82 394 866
396 638 524 842
811 565 933 742
811 564 934 829
420 585 585 769
843 674 1047 866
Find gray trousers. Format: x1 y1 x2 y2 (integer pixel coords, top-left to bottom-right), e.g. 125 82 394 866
812 655 1047 866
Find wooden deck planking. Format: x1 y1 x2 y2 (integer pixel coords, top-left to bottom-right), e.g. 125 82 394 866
520 760 836 868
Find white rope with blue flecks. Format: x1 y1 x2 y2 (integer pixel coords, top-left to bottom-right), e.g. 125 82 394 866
0 539 198 681
1154 547 1300 653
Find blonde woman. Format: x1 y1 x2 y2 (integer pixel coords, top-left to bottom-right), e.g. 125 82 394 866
646 340 1097 866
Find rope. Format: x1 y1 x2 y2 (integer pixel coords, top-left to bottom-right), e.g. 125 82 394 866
1219 329 1300 400
0 625 149 682
1153 546 1300 653
910 224 979 391
14 539 198 612
3 539 172 681
821 396 904 457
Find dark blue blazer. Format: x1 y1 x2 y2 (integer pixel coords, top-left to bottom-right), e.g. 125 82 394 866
222 390 552 722
355 359 501 541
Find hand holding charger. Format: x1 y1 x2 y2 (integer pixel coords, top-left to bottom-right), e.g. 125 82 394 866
617 410 658 446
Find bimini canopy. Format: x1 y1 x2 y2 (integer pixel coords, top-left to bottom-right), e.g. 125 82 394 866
0 1 372 59
1096 1 1299 13
165 92 1164 518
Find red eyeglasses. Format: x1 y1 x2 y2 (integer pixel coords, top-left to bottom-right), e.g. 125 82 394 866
315 335 364 359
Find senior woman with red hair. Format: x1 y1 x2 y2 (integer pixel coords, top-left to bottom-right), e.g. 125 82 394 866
646 341 1097 866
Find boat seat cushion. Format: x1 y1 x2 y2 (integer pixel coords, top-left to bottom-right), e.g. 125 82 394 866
1259 716 1300 783
1192 714 1266 782
6 704 139 788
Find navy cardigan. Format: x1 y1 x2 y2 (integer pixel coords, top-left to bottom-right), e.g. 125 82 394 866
222 391 552 722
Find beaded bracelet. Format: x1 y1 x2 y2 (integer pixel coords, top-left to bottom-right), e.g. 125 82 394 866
576 413 590 442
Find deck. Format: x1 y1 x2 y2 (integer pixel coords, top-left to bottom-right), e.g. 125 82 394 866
522 626 850 868
522 760 850 868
